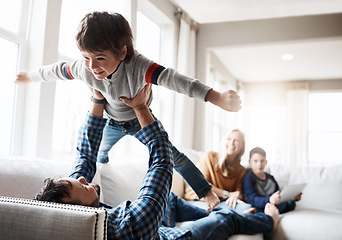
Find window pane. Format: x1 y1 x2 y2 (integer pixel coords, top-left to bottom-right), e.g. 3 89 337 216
0 0 22 33
136 11 161 61
308 92 342 165
308 92 342 131
244 106 286 164
58 0 125 58
52 81 89 160
136 11 162 124
0 38 18 155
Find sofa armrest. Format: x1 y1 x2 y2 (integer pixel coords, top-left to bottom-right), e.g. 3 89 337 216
0 196 107 240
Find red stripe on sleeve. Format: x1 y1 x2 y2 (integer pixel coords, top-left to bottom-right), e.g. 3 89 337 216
145 63 159 84
67 65 75 79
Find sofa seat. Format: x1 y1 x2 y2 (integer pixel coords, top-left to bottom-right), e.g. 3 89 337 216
274 206 342 240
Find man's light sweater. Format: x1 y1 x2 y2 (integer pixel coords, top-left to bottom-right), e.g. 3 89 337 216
31 51 212 121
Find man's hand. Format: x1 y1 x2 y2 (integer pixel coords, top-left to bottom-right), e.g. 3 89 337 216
120 84 152 110
89 87 104 100
205 89 241 112
15 70 32 85
120 84 154 128
88 87 105 117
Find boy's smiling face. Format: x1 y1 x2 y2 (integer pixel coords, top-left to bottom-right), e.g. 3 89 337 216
82 48 126 80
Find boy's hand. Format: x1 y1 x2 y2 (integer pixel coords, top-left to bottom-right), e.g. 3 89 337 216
294 192 302 201
15 70 32 84
270 190 281 204
120 84 152 110
205 89 241 112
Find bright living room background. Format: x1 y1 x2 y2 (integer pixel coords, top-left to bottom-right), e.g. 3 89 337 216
1 0 342 167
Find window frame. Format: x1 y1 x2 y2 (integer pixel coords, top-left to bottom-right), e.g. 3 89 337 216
0 0 32 156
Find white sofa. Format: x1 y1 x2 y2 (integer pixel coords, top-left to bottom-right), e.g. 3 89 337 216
1 150 342 240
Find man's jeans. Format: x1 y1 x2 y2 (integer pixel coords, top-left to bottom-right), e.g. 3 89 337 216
163 193 273 240
185 209 273 240
97 116 211 199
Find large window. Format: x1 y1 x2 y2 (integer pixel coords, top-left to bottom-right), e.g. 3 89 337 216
308 92 342 166
0 0 30 156
0 38 18 156
243 106 286 165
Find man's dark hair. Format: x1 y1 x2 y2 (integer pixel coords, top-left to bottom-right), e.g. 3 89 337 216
76 11 134 62
249 147 266 159
34 178 71 203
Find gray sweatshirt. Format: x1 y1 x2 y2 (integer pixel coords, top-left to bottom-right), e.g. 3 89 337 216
31 51 212 121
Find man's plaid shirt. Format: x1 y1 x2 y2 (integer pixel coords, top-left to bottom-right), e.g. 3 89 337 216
69 113 191 239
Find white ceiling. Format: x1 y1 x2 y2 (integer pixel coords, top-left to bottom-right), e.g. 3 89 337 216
170 0 342 83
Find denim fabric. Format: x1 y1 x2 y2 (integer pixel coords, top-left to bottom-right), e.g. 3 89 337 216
183 208 273 240
162 193 273 240
163 192 209 227
277 200 296 214
189 200 253 215
97 117 141 163
97 114 211 199
254 200 296 214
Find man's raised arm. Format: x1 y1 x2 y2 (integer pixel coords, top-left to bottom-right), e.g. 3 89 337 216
69 89 107 182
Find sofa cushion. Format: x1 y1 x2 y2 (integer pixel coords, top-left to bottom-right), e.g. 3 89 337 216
0 196 107 240
269 164 342 210
0 157 102 201
100 160 147 207
273 208 342 240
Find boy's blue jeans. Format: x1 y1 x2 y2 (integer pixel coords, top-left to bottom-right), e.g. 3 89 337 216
255 200 296 214
97 115 211 199
163 193 273 240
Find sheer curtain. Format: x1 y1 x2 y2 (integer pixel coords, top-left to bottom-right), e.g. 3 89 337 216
173 13 198 149
285 82 309 166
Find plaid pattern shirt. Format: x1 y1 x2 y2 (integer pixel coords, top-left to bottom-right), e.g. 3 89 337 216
69 113 191 240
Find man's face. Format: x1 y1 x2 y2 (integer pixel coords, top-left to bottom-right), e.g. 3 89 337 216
81 49 125 80
61 177 100 207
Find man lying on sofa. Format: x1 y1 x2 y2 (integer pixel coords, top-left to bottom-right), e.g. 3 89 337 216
35 85 279 240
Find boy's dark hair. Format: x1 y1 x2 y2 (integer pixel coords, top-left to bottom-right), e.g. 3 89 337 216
76 11 134 62
249 147 266 159
34 178 71 203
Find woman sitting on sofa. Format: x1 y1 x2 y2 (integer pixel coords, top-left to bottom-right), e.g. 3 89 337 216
184 129 251 213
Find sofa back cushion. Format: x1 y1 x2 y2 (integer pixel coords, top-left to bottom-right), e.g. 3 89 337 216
99 147 204 207
269 164 342 210
0 157 102 201
0 196 107 240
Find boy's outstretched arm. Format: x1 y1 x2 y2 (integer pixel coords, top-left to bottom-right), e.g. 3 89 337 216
205 89 242 112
